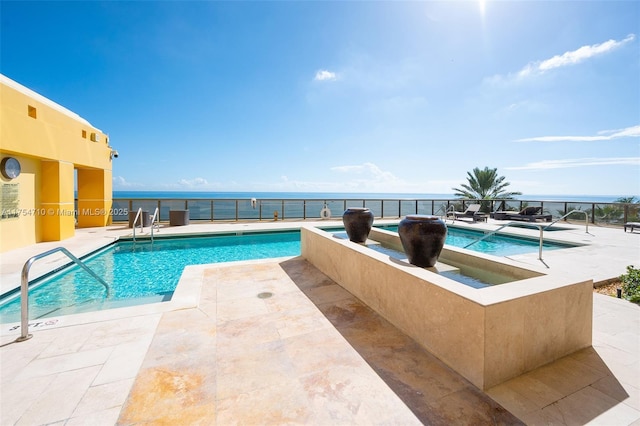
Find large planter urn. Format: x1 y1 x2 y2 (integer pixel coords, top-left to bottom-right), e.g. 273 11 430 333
398 215 447 267
342 207 374 243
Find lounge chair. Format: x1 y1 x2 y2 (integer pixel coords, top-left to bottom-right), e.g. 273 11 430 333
493 206 552 222
624 222 640 232
447 204 487 222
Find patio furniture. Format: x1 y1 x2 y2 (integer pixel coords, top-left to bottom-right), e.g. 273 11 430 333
493 207 552 222
169 209 190 226
447 204 487 222
624 222 640 232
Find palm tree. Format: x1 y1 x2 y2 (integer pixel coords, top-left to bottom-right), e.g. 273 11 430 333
452 167 521 212
614 196 639 204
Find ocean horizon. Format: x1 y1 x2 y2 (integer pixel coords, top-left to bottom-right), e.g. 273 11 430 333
111 191 628 203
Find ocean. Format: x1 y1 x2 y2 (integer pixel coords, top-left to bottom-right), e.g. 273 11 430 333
112 191 625 203
109 191 630 222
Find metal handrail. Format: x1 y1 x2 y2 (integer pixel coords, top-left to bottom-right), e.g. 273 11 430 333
464 221 550 267
544 209 590 233
17 247 111 342
463 210 590 268
435 204 454 220
150 207 160 241
132 207 143 241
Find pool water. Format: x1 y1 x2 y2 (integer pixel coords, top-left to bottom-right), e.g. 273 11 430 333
376 225 570 256
363 243 517 289
0 227 571 323
0 231 300 323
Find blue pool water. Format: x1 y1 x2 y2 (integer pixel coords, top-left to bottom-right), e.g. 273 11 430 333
0 227 570 322
375 225 570 256
0 231 300 323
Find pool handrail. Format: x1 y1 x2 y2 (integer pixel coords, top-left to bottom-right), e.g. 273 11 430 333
150 207 160 241
463 221 551 267
132 207 143 242
435 203 455 220
544 209 590 233
17 247 111 342
463 210 590 268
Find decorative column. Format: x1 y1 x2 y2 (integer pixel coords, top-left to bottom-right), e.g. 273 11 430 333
40 160 75 241
77 168 112 227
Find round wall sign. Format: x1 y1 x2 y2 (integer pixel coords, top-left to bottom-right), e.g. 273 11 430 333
1 157 21 179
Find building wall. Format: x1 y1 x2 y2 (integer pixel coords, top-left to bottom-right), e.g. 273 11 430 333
0 75 113 252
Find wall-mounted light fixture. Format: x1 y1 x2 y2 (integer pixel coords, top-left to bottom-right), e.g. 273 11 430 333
1 157 21 179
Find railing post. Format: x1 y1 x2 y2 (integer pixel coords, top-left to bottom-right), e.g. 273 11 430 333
17 258 34 342
539 226 544 261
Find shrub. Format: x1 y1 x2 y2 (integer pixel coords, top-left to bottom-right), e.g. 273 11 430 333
620 265 640 303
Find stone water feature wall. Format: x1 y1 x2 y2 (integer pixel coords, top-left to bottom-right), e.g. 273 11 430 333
300 226 593 389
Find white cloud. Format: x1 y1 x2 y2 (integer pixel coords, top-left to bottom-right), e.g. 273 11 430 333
314 69 337 81
331 162 402 183
516 125 640 142
176 177 210 187
506 157 640 170
112 176 143 188
534 34 634 73
488 34 635 84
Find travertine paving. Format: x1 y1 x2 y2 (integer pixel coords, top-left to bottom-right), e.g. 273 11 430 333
118 258 517 425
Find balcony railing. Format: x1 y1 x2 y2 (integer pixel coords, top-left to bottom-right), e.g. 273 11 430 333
104 197 639 228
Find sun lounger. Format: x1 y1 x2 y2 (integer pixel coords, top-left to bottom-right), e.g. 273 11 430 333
624 222 640 232
493 206 552 222
447 204 487 222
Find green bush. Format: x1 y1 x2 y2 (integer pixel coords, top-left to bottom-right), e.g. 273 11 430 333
620 265 640 303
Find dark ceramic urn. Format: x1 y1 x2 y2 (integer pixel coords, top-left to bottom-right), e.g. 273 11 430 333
342 207 374 243
398 215 447 267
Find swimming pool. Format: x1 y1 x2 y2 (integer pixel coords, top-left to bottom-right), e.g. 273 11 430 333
0 226 572 323
375 225 572 256
0 231 300 323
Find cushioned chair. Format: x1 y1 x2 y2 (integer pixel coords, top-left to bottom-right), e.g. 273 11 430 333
624 222 640 232
447 204 487 222
495 206 552 222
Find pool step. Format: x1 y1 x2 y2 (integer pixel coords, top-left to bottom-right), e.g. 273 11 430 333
32 293 173 319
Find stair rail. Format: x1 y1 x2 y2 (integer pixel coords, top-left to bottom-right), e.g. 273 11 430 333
463 210 590 268
438 204 456 221
17 247 111 342
544 209 590 234
150 207 160 241
464 221 550 267
132 207 143 242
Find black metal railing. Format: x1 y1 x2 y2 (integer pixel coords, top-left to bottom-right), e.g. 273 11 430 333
102 197 639 228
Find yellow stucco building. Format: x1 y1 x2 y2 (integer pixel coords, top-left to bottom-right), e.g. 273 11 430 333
0 74 114 252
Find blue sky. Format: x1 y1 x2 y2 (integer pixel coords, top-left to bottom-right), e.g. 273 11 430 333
2 1 639 196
